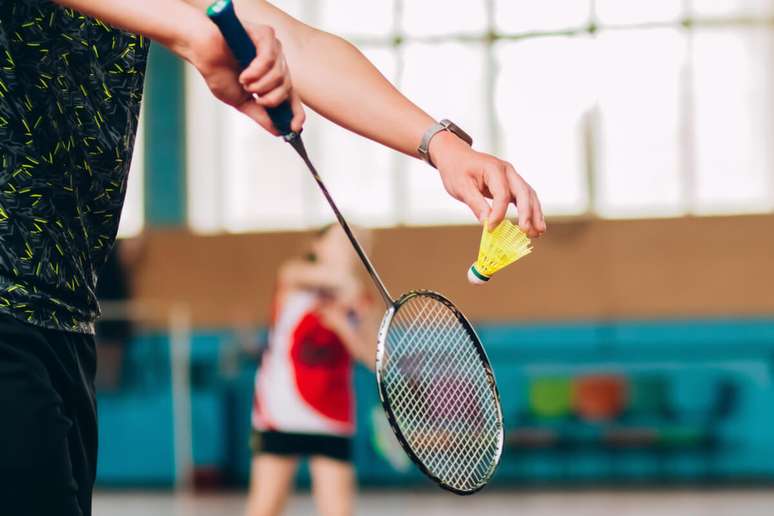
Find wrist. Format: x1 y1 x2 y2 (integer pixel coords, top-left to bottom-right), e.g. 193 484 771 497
171 11 222 67
427 130 471 168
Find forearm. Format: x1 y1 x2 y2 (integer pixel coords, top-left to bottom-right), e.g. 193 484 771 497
288 30 433 159
226 0 436 158
52 0 210 62
279 264 333 292
279 261 352 294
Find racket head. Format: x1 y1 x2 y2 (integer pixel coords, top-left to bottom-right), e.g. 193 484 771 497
375 290 503 495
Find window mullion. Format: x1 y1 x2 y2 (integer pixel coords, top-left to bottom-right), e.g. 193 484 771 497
392 0 408 226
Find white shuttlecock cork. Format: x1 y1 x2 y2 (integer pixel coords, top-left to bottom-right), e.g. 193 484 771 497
468 264 490 285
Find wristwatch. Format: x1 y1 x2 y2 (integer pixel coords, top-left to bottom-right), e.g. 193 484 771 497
417 119 473 168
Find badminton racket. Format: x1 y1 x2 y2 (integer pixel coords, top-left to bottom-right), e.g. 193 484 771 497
208 0 504 494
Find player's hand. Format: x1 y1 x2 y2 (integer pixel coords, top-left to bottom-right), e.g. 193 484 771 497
187 21 305 135
316 301 359 337
429 131 546 238
325 270 362 307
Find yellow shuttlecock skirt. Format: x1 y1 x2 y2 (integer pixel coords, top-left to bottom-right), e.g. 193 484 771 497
468 219 532 284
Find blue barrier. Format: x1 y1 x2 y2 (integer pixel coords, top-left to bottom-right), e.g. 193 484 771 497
96 318 774 487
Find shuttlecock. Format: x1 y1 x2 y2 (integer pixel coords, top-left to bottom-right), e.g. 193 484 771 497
468 219 532 285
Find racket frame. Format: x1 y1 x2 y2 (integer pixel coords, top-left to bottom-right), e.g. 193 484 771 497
375 290 504 495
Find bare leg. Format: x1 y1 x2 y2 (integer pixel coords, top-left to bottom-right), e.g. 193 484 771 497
309 456 355 516
245 454 299 516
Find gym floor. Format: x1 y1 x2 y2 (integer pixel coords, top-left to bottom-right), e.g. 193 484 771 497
93 488 774 516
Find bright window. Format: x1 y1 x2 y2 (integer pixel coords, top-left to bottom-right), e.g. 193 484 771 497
692 27 774 214
118 112 144 238
594 28 686 218
495 36 594 216
187 0 774 233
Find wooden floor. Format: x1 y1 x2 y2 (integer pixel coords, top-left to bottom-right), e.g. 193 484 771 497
93 489 774 516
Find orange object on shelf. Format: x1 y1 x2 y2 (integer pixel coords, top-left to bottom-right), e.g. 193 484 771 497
573 374 628 421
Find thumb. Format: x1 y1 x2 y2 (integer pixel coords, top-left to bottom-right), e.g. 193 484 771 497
289 90 306 133
238 97 280 136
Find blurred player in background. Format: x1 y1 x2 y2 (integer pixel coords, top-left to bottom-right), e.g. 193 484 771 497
247 225 378 516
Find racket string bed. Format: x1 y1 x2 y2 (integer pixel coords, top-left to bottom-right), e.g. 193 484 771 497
381 295 502 493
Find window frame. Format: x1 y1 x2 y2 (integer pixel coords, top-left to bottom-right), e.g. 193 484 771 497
184 0 774 234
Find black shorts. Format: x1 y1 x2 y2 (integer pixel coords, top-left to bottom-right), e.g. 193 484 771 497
251 430 353 463
0 314 97 516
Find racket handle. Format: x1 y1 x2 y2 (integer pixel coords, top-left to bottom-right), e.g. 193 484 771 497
207 0 295 137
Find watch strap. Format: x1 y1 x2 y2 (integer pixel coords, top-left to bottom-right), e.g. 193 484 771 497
417 119 473 168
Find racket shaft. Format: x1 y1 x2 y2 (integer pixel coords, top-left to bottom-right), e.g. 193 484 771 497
287 139 394 305
206 0 394 305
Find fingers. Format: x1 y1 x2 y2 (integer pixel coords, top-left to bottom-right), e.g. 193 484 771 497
458 180 491 224
237 98 279 136
239 25 280 86
243 57 293 109
255 81 291 108
238 24 287 108
531 189 547 236
504 164 534 236
484 166 510 230
235 24 305 134
437 146 546 237
242 58 286 98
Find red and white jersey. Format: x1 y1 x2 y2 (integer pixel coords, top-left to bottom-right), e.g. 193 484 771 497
252 290 354 436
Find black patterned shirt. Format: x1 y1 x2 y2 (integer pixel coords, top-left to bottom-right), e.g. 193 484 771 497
0 2 149 333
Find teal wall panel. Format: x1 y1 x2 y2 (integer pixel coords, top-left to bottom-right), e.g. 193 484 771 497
144 44 186 226
96 318 774 487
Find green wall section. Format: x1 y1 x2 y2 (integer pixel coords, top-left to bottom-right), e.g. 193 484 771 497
144 44 187 227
